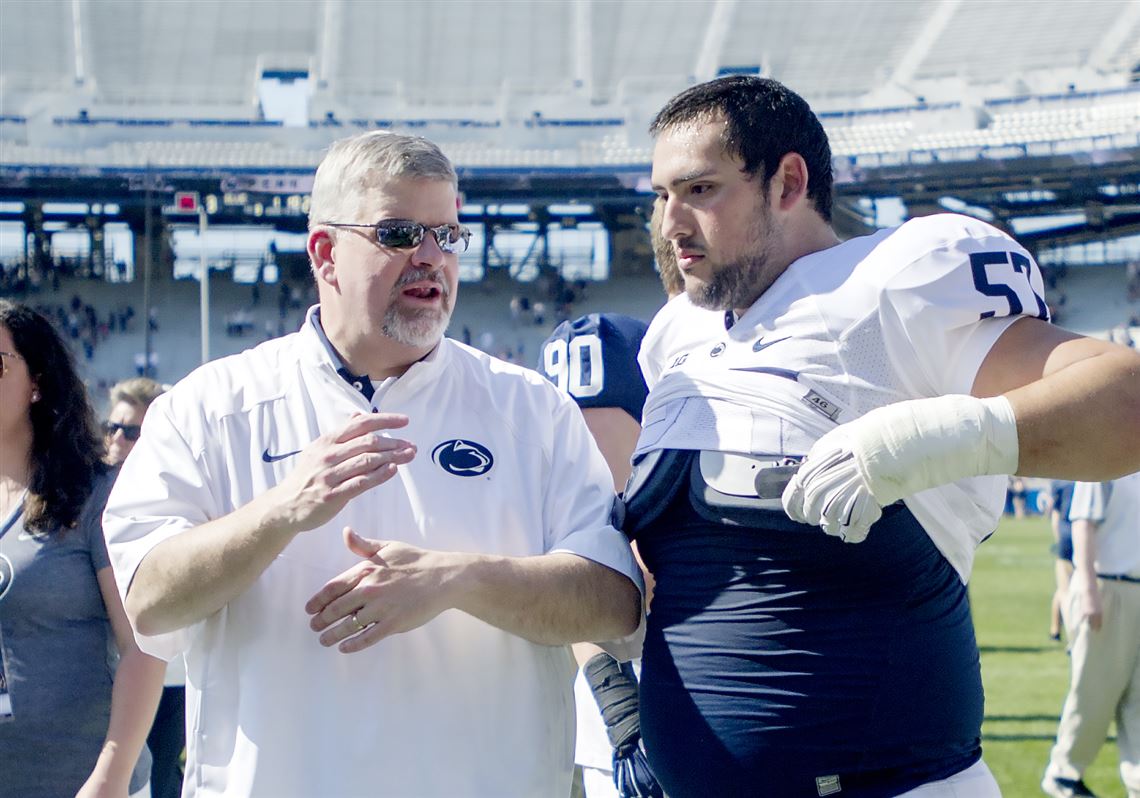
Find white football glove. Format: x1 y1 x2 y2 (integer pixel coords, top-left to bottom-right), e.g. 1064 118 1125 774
783 395 1020 543
781 432 881 542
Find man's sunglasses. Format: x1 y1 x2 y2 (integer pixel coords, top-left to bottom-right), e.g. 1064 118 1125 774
321 219 471 254
0 350 23 378
103 421 142 441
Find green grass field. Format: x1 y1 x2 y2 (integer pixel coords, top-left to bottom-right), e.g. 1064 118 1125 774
972 515 1123 797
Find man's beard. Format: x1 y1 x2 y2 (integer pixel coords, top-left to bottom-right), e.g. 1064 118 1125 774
686 247 771 312
381 269 453 348
685 206 778 312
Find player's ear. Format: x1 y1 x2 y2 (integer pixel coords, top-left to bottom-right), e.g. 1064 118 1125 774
308 228 338 288
770 152 810 212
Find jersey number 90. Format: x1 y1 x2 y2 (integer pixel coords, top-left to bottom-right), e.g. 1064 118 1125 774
543 334 604 399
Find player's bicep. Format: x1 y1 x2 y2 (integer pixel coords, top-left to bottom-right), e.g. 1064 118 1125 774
971 316 1118 398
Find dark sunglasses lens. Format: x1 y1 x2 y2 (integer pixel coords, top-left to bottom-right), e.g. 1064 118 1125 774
375 222 422 249
104 422 141 441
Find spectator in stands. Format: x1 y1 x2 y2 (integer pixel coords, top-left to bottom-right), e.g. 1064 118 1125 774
104 377 185 798
1042 472 1140 798
0 299 165 798
101 131 642 797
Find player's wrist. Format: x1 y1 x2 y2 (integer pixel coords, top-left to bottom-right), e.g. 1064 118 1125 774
584 652 641 749
850 394 1020 505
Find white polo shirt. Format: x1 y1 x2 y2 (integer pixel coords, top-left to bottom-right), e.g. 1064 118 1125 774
104 308 643 798
636 213 1048 580
1068 472 1140 577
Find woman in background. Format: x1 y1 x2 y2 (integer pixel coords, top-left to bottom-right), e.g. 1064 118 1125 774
104 376 185 798
0 299 165 798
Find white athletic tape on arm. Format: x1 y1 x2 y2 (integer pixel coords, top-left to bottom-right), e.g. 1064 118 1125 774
849 394 1020 506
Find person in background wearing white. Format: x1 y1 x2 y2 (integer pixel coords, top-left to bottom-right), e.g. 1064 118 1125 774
1042 472 1140 798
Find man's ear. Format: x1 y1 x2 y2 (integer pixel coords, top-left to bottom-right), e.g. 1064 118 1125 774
307 229 337 287
770 152 810 212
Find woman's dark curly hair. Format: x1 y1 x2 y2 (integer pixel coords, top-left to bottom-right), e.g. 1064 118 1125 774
0 299 105 533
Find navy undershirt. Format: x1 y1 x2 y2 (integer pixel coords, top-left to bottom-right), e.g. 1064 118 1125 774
636 469 983 797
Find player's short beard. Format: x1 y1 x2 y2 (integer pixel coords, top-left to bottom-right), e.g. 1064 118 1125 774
381 268 454 348
687 204 779 313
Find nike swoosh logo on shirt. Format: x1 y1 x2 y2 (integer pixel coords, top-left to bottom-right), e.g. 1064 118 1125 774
262 448 302 463
727 366 801 382
752 336 790 353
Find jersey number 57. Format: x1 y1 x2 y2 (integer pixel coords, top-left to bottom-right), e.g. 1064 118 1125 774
970 250 1049 321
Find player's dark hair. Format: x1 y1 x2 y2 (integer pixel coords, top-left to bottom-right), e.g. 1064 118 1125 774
0 299 105 534
650 75 833 222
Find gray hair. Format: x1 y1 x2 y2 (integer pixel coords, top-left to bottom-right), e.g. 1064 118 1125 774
109 376 166 411
308 132 457 228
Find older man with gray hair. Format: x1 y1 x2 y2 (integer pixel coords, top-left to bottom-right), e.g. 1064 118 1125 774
103 131 643 798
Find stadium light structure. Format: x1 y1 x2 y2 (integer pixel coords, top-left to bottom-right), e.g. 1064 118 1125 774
168 191 211 365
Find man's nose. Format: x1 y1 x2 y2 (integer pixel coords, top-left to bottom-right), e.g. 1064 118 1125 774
411 231 447 269
659 196 693 243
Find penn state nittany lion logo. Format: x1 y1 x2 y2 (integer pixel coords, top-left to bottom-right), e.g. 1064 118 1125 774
0 554 13 601
431 440 494 477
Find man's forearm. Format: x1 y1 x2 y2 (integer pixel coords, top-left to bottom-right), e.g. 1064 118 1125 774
126 489 298 636
1071 520 1098 583
452 551 641 646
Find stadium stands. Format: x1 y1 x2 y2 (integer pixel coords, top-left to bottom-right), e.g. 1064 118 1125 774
2 0 1139 398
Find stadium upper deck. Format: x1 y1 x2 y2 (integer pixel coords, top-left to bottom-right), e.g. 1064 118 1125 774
1 0 1139 173
2 0 1139 258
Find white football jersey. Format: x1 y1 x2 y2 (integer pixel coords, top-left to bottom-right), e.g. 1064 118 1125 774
104 308 643 798
637 293 723 393
637 213 1049 580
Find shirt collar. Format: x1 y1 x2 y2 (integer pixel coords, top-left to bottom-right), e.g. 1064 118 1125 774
304 307 375 401
302 305 447 401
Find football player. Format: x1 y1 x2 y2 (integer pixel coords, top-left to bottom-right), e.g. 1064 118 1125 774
539 313 663 798
633 75 1140 797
